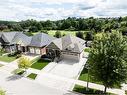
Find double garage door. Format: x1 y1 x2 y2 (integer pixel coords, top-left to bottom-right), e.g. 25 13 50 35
61 52 80 61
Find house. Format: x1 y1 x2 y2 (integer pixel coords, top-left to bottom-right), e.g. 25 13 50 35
0 32 56 55
28 33 56 55
0 32 31 53
46 35 86 61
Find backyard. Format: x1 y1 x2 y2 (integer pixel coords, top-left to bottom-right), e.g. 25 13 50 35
0 55 17 63
31 59 50 70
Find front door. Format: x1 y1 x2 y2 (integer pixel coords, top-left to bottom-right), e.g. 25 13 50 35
22 46 25 52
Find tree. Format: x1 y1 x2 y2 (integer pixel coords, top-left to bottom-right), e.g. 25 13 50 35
88 32 127 93
54 31 62 38
85 32 94 41
29 26 38 32
76 31 84 39
18 56 32 71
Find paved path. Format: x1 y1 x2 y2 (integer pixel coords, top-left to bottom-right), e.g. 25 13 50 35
27 69 125 95
0 60 79 95
0 68 71 95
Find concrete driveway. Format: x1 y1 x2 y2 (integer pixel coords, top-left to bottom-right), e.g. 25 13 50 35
35 57 87 91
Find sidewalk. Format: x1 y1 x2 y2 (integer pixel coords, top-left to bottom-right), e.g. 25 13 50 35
26 67 125 95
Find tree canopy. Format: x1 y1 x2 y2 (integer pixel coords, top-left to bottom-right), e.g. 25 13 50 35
0 16 127 33
88 32 127 93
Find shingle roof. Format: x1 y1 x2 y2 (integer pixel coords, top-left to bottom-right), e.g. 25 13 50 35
0 32 31 46
1 32 17 43
12 32 32 46
51 35 86 53
29 33 56 47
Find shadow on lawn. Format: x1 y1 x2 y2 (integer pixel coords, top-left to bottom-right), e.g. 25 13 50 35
6 75 23 81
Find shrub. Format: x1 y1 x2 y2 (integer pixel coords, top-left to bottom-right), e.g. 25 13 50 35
0 89 6 95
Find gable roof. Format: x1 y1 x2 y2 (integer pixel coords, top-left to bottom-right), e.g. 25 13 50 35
29 33 56 47
49 35 86 53
1 32 17 43
12 32 32 46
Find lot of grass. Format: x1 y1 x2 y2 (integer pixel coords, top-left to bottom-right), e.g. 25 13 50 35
0 55 17 62
32 30 88 36
31 59 50 70
79 67 102 84
27 73 37 80
73 85 115 95
79 67 120 88
48 30 77 36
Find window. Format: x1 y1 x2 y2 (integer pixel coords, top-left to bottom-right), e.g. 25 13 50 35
36 48 40 54
30 47 34 53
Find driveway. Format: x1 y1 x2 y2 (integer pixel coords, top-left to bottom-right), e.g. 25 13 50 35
35 57 87 91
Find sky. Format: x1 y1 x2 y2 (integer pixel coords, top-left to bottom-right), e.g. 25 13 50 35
0 0 127 21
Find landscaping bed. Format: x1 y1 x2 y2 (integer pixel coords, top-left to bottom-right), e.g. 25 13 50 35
73 85 115 95
31 59 50 70
27 73 37 80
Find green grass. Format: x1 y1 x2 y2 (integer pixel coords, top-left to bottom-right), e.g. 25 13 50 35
32 30 89 36
0 55 17 62
48 30 77 36
79 68 102 84
73 85 116 95
31 59 50 70
27 73 37 80
79 68 121 88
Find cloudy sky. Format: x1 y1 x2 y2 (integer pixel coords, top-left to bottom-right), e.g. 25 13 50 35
0 0 127 21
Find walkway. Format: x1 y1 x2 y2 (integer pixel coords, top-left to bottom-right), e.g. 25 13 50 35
27 69 125 95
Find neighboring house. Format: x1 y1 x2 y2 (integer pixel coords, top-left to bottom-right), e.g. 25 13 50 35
0 32 31 53
46 35 86 61
28 33 56 55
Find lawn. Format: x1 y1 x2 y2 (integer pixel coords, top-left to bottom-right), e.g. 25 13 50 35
31 59 50 70
79 67 121 88
48 30 77 36
32 30 88 36
73 85 115 95
79 67 102 84
27 73 37 80
0 55 17 62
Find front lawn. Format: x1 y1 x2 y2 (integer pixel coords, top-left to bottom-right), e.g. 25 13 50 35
79 67 120 88
0 55 17 62
31 59 50 70
27 73 37 80
79 68 102 84
73 85 115 95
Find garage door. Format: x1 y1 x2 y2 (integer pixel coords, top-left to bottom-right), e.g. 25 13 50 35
62 53 79 61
